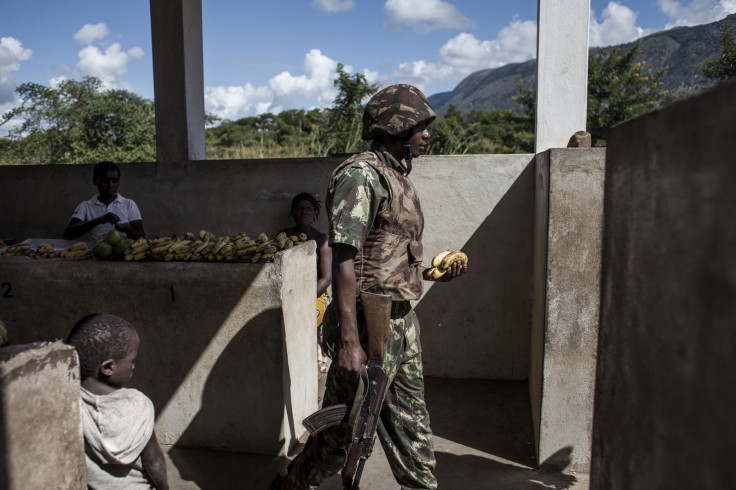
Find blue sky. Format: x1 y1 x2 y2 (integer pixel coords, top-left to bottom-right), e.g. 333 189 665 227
1 0 734 133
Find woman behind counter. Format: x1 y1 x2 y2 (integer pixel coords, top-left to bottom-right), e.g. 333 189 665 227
278 192 332 371
278 192 332 297
63 161 146 242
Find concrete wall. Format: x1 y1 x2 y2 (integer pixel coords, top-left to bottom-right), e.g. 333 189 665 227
0 243 318 456
0 157 342 242
0 154 535 380
590 81 736 489
531 148 606 472
0 341 86 489
413 154 535 379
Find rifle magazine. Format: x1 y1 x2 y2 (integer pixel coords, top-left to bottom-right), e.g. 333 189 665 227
302 403 350 436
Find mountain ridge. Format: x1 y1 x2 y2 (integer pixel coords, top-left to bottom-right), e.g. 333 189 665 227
428 13 736 116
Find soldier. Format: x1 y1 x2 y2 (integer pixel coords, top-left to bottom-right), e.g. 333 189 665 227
273 84 467 489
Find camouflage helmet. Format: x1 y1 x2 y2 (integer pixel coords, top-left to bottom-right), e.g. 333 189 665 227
362 84 436 141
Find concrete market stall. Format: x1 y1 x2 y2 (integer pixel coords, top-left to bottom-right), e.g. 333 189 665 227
0 243 318 456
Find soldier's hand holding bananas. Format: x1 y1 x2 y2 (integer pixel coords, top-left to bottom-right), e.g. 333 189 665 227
424 250 468 281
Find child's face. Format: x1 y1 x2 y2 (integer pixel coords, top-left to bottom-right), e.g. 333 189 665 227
94 170 120 200
108 332 139 388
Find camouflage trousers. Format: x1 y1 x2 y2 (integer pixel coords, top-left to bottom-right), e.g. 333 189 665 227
284 301 437 489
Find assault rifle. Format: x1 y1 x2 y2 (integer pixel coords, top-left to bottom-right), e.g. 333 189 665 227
302 291 392 490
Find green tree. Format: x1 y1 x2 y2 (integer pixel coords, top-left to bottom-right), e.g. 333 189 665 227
509 79 536 151
699 20 736 81
0 76 155 164
509 41 668 148
513 79 536 120
326 63 378 155
429 104 468 154
587 41 667 145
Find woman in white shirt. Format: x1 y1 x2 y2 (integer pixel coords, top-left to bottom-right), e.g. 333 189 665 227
63 161 145 242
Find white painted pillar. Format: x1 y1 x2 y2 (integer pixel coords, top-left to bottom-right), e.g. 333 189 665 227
150 0 206 161
535 0 590 153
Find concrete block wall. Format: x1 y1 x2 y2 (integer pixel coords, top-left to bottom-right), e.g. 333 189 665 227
0 243 318 456
590 80 736 489
0 154 536 380
531 148 606 472
0 157 342 242
414 154 535 379
0 341 86 489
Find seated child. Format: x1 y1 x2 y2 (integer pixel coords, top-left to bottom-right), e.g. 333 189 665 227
63 161 146 242
67 313 168 489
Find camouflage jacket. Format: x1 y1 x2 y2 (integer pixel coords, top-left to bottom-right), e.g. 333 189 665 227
327 144 424 300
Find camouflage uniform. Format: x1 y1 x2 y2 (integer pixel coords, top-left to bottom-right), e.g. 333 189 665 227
285 143 437 490
282 84 438 490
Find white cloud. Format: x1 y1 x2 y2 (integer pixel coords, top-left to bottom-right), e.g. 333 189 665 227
270 49 340 108
0 100 24 137
69 24 146 91
362 68 380 85
49 75 69 89
659 0 736 28
204 83 274 121
76 43 144 90
383 18 537 90
0 37 33 105
590 2 653 47
384 0 474 32
205 49 344 121
73 23 110 45
313 0 355 12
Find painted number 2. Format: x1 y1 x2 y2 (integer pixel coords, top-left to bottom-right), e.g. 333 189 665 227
2 282 12 298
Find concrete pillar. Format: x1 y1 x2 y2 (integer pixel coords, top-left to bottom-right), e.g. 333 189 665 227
0 341 86 489
535 0 590 153
149 0 206 162
591 80 736 490
530 148 605 472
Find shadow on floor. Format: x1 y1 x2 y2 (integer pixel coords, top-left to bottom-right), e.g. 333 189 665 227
425 377 537 467
434 452 579 490
164 378 586 489
165 445 291 489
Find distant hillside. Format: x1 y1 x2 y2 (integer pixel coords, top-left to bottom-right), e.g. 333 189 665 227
429 13 735 116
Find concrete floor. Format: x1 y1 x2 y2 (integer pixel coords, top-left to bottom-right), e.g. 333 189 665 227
163 378 589 489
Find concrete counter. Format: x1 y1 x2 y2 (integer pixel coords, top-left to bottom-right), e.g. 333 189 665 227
0 242 318 456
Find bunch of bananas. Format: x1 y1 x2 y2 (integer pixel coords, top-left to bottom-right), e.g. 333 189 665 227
123 238 150 261
59 242 92 259
198 229 217 243
1 242 89 259
108 229 313 263
2 242 91 259
147 236 177 259
29 243 61 259
1 243 32 257
424 250 469 280
0 229 315 263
